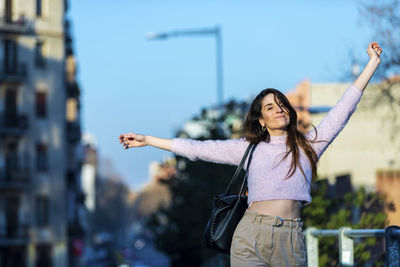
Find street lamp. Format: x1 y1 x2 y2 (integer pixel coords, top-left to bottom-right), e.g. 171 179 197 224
146 26 224 108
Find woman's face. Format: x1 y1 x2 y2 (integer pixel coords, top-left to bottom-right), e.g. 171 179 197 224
258 93 290 136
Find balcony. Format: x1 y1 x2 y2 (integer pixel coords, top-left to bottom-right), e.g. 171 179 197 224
0 168 30 191
0 223 29 245
0 114 28 136
0 16 34 35
0 61 28 83
67 122 81 143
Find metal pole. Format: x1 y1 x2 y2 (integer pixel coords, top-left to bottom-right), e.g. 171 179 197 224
215 26 223 108
312 229 339 237
305 227 319 267
385 225 400 267
147 27 224 108
345 229 385 238
339 227 354 267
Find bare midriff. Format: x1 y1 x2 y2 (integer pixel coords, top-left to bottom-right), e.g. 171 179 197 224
248 199 301 220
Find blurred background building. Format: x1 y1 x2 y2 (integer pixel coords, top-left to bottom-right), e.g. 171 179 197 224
0 0 85 266
310 81 400 225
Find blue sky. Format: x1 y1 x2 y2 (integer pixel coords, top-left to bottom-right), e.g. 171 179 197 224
69 0 374 189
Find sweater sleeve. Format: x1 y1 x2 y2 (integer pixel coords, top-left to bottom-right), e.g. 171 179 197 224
307 85 363 157
171 138 249 166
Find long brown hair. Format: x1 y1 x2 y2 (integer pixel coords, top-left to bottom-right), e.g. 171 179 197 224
242 88 318 181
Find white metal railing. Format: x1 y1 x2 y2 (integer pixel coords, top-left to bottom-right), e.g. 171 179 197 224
305 225 400 266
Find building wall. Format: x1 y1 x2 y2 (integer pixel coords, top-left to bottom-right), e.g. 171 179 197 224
0 0 82 266
310 83 400 189
309 82 400 225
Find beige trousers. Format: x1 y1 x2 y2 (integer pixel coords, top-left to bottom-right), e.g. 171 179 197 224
230 209 307 267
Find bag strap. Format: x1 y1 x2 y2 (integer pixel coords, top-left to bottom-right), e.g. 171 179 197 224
238 143 257 197
225 142 257 195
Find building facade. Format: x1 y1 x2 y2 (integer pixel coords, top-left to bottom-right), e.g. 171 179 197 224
309 83 399 188
0 0 83 266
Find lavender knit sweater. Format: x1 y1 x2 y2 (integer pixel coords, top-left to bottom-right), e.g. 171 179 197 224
171 85 363 205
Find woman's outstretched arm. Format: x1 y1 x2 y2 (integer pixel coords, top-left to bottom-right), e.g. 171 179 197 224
353 41 382 92
118 133 249 165
119 133 172 151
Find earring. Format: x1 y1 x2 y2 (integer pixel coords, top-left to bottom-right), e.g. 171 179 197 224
261 125 266 132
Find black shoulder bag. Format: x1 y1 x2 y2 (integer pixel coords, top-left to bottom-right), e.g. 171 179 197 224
202 142 257 254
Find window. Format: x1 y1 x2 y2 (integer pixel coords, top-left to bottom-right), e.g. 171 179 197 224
6 142 19 173
4 39 17 73
5 88 17 126
36 0 43 17
35 41 45 67
36 92 47 118
335 174 352 197
36 196 49 227
36 143 48 172
5 195 20 238
5 0 12 23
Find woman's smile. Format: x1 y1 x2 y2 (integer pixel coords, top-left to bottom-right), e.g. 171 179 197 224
275 115 286 119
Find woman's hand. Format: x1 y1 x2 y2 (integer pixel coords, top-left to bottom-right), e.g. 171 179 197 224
367 41 382 64
119 133 147 149
353 42 382 92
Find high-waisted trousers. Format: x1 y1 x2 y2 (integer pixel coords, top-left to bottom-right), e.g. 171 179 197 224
230 209 307 267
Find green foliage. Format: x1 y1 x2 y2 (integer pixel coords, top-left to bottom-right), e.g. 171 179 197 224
303 182 387 266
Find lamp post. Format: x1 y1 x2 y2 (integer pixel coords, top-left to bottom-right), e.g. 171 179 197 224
146 26 224 108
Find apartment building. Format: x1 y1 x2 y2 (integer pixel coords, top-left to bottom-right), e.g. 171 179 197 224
0 0 84 266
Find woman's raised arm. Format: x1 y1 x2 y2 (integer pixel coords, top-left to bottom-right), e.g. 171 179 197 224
353 42 382 92
307 42 382 156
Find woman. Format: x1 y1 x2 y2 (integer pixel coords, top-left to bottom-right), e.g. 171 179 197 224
119 42 382 266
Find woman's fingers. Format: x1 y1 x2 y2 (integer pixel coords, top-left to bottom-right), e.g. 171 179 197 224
119 133 136 141
118 133 147 149
123 141 130 149
367 42 382 58
375 47 382 56
372 44 380 50
118 132 146 149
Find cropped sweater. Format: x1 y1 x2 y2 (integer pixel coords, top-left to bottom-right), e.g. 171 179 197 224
171 85 363 205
